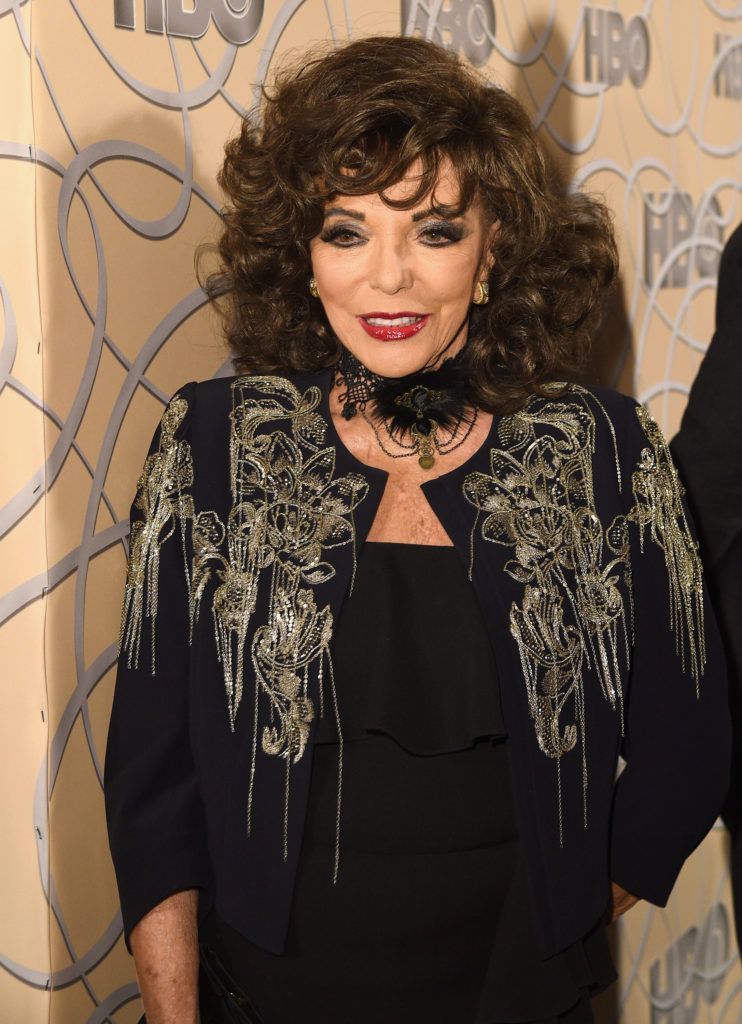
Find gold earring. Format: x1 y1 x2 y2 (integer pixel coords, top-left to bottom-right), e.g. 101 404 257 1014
309 277 319 298
473 281 489 305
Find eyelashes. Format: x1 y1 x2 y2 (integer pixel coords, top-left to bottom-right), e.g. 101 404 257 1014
318 221 466 248
419 222 466 245
318 226 360 246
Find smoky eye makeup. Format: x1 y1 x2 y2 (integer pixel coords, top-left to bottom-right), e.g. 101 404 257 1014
416 219 466 245
318 223 367 246
318 218 467 247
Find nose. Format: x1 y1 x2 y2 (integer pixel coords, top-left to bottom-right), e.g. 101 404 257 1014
367 235 413 295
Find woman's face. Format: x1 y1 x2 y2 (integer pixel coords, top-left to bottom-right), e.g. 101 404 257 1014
309 160 497 378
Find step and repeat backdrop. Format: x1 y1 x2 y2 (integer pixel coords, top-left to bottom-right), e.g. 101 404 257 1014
0 1 740 1021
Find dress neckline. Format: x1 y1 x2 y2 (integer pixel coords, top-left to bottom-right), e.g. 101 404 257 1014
363 540 456 551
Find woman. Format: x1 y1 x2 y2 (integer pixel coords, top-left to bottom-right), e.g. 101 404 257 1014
104 35 731 1024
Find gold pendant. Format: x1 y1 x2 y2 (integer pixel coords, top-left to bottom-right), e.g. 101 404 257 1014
412 423 436 470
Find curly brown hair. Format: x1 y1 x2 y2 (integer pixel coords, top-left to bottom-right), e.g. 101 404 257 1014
197 34 618 412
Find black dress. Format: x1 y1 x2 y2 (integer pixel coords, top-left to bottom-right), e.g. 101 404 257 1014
200 542 616 1023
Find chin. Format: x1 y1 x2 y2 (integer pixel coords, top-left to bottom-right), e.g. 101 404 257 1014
358 348 434 378
341 334 452 379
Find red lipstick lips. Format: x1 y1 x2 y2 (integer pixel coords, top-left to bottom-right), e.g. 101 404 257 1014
358 312 429 341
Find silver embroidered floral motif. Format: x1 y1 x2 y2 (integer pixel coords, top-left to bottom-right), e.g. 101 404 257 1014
463 386 631 841
119 394 194 674
191 376 369 869
628 405 706 693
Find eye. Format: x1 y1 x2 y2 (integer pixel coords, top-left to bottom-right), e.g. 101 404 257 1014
319 225 365 247
419 221 465 246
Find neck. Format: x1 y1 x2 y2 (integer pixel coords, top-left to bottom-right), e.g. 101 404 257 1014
330 343 478 471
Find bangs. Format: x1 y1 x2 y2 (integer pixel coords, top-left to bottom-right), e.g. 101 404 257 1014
313 134 481 218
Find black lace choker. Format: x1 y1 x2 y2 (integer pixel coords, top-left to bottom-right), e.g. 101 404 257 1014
333 347 478 470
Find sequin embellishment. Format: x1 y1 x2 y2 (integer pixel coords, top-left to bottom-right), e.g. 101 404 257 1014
463 386 631 840
190 377 368 870
119 393 194 674
628 404 706 692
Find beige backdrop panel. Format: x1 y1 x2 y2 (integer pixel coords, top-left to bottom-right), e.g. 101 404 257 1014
0 2 51 1022
0 2 740 1021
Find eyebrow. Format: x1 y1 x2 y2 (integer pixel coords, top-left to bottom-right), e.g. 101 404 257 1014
411 205 461 222
323 205 462 222
323 207 366 221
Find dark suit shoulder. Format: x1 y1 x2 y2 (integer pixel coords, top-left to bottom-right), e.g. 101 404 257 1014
720 221 742 277
717 221 742 317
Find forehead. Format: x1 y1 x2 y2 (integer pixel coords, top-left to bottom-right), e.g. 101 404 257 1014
325 157 469 215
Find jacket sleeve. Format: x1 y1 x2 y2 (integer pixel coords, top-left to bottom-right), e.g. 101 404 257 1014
608 395 732 906
104 380 212 949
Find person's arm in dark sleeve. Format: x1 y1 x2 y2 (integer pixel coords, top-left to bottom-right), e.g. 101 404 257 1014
104 381 212 952
670 223 742 837
670 222 742 570
608 396 731 907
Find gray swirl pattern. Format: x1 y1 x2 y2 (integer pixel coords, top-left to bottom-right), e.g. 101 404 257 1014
0 2 740 1021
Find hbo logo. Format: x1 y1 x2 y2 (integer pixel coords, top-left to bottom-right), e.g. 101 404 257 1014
644 193 723 290
401 0 496 67
649 902 730 1023
714 34 742 100
584 7 650 88
114 0 264 45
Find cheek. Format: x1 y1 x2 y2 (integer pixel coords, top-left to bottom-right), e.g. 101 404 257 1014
310 248 362 296
420 251 481 304
309 253 363 334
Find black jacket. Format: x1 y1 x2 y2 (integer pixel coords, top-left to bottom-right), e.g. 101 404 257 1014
104 371 731 960
671 222 742 941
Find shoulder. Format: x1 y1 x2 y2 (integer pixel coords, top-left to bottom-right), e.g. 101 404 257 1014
717 222 742 316
565 383 667 467
517 383 656 494
720 221 742 278
168 369 329 427
520 381 639 438
177 369 327 410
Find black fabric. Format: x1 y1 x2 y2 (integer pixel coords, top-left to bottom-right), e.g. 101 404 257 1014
202 740 614 1024
418 393 730 931
201 739 517 1023
203 545 615 1023
199 944 267 1023
670 221 742 951
314 541 506 751
605 396 729 906
476 857 615 1022
104 372 731 961
670 223 742 571
104 384 213 951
